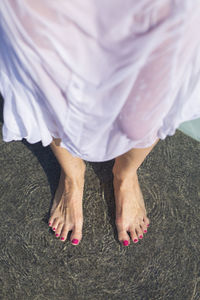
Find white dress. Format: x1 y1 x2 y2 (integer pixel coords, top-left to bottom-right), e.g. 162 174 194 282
0 0 200 162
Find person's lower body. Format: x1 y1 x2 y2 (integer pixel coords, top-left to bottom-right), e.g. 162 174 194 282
48 137 159 246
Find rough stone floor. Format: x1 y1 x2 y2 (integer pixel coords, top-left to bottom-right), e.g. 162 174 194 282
0 98 199 300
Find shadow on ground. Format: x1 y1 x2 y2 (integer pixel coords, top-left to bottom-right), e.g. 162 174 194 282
0 96 200 300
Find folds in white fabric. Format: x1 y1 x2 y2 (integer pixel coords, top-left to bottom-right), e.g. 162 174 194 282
0 0 200 161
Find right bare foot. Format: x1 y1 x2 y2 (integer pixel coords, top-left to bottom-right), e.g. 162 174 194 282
48 168 85 245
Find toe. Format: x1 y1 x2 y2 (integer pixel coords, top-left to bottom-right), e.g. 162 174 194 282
48 215 55 227
70 224 83 245
60 225 70 242
140 222 148 234
116 220 130 245
130 228 139 244
55 223 63 237
119 231 130 246
117 228 130 245
143 216 150 227
51 218 60 232
135 226 144 240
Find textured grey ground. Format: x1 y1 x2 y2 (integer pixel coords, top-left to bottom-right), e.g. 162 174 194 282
0 96 200 300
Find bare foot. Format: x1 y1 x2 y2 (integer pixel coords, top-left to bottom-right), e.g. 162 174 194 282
113 172 150 246
48 169 85 245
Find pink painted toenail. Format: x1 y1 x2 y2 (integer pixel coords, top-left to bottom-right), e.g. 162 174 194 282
147 224 150 227
144 230 147 233
53 227 56 231
139 235 143 239
49 223 51 226
61 237 65 240
72 239 79 245
134 239 138 243
123 240 129 246
55 234 59 237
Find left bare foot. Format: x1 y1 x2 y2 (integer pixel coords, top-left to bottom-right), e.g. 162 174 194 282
113 172 150 246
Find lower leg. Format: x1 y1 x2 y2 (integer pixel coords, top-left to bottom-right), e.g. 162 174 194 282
48 137 86 245
112 138 159 246
50 138 86 181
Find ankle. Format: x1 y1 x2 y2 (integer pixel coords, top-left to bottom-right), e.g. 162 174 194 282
61 164 86 187
112 163 138 182
64 171 85 186
113 173 138 189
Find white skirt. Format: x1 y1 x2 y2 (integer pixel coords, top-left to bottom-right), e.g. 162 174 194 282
0 0 200 161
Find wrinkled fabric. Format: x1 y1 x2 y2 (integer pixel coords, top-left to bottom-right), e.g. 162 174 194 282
0 0 200 162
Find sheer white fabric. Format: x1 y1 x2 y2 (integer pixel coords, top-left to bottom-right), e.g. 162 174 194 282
0 0 200 161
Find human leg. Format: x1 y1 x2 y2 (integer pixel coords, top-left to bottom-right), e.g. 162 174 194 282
112 138 159 246
48 137 86 245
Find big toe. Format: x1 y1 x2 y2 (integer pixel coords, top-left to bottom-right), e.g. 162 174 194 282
118 230 130 246
70 224 83 246
116 221 130 246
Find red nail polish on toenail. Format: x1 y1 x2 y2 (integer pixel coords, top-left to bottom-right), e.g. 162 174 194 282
53 227 56 231
134 239 138 243
123 240 129 246
61 237 64 240
144 230 147 233
49 223 51 226
139 235 143 239
72 239 79 245
55 234 59 237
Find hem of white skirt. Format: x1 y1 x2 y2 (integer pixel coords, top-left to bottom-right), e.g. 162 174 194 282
2 116 200 162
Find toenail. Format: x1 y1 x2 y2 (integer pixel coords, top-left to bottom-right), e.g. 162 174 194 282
72 239 79 245
49 223 51 226
123 240 129 246
134 239 138 243
55 234 59 237
144 230 147 233
53 227 56 231
139 235 143 239
61 237 65 241
147 224 150 227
